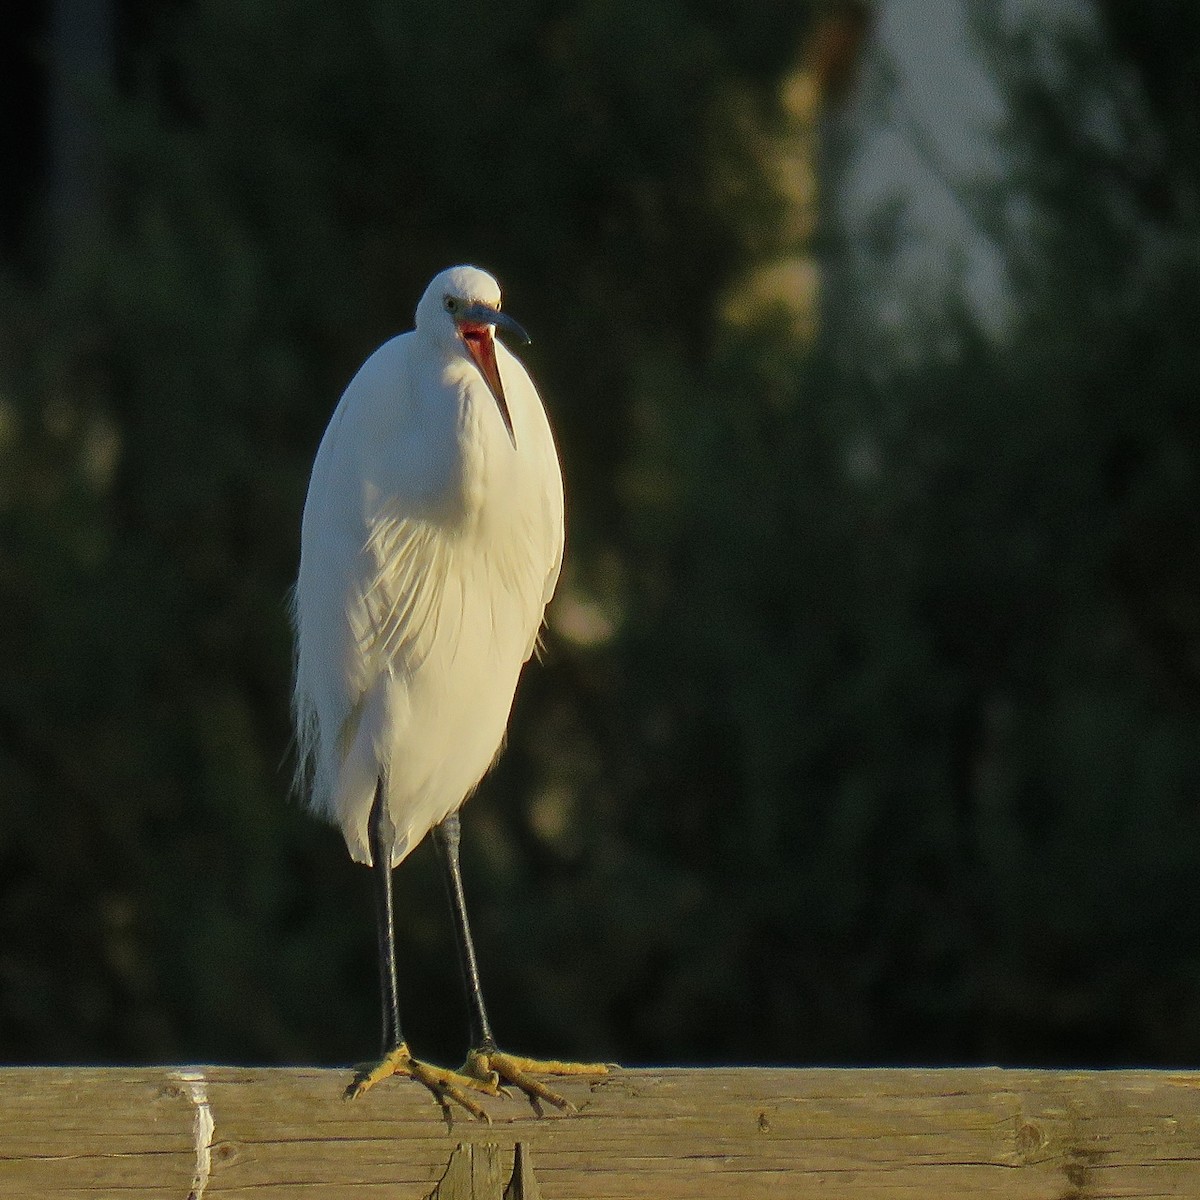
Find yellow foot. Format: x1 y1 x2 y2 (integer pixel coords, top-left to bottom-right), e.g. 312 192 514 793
465 1048 610 1112
345 1043 501 1121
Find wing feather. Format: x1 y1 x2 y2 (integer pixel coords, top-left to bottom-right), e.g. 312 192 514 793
294 325 565 858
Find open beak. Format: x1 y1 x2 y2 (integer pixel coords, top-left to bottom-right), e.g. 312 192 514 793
456 303 530 448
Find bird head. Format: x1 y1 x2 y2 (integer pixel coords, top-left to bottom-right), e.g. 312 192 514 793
416 266 530 447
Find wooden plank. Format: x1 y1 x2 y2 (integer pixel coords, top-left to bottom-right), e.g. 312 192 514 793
1 1066 1199 1198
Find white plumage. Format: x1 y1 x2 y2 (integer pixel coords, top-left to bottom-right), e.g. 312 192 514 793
292 265 563 868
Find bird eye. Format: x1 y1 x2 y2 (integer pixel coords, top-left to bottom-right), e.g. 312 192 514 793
443 296 458 313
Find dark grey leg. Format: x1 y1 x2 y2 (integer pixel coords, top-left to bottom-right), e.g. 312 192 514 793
433 811 496 1053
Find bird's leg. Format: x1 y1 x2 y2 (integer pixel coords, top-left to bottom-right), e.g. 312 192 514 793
374 782 402 1055
433 811 496 1052
345 783 500 1120
432 812 610 1112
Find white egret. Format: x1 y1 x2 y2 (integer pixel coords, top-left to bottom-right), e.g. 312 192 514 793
292 265 606 1118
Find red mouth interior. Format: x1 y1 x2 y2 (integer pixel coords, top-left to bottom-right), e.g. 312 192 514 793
458 321 514 441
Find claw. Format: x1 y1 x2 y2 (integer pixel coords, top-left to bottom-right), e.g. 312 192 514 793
345 1043 498 1120
464 1049 610 1112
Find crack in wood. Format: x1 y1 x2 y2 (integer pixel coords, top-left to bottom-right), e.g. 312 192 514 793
425 1141 541 1199
171 1070 214 1200
503 1143 542 1200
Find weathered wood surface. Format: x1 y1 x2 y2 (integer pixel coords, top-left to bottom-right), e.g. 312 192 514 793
2 1066 1199 1198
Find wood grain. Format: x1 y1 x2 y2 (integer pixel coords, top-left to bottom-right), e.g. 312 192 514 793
2 1066 1199 1198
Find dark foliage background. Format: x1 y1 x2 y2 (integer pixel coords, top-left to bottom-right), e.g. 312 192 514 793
1 0 1198 1072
